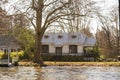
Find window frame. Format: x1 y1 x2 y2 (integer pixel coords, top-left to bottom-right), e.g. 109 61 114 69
69 45 77 54
42 45 49 54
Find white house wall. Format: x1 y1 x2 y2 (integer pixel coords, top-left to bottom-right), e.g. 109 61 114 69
41 32 96 54
49 44 55 53
78 45 83 54
62 45 69 54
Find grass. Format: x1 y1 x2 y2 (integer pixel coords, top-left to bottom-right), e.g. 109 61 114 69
18 61 120 66
18 61 40 66
44 61 120 66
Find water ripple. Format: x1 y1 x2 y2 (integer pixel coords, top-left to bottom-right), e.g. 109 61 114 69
0 66 120 80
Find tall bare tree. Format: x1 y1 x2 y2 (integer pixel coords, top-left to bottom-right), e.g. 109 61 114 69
96 6 119 58
4 0 96 65
30 0 74 65
11 0 89 65
56 0 96 37
1 0 74 65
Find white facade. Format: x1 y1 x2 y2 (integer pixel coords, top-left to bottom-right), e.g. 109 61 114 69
49 44 55 53
78 45 83 53
42 32 96 55
62 45 69 54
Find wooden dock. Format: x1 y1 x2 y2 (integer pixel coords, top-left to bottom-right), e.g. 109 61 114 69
0 59 10 66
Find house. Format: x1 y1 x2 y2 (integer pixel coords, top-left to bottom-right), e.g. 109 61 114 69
0 35 20 53
41 32 96 56
0 34 20 66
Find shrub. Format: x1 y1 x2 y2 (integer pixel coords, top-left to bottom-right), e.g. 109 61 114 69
10 51 24 59
42 54 84 61
0 51 4 58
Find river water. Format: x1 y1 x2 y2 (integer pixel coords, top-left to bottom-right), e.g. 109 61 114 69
0 66 120 80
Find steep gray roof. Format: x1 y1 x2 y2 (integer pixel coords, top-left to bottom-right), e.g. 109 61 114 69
84 37 96 46
42 33 54 44
42 32 96 46
0 35 20 48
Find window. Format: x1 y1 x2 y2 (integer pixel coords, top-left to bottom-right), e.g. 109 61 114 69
71 35 77 38
56 47 62 54
69 45 77 54
58 35 63 39
4 49 7 54
42 45 49 53
18 48 21 52
44 35 49 39
11 49 14 52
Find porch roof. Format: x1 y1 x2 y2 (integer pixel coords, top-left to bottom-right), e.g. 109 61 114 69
0 35 20 48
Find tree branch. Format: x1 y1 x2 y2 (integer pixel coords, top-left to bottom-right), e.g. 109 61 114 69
43 0 71 29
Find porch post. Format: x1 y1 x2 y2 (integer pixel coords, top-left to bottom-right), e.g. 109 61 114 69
8 47 11 65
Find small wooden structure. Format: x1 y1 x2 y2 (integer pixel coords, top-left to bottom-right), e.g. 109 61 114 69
0 35 20 66
0 48 12 66
0 59 10 66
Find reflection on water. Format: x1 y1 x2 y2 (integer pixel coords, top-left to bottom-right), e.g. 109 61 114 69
0 66 120 80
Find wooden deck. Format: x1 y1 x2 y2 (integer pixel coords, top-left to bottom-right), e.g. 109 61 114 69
0 59 10 66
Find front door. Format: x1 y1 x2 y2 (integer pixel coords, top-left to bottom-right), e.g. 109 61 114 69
56 47 62 55
69 45 77 54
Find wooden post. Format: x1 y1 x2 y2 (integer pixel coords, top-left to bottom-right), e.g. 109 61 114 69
7 47 11 66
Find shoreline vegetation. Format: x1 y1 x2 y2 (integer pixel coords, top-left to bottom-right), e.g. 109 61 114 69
18 61 120 67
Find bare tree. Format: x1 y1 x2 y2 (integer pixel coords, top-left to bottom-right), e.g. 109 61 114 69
4 0 96 65
110 7 120 55
56 0 96 37
31 0 74 65
96 6 119 58
1 0 74 65
0 7 12 34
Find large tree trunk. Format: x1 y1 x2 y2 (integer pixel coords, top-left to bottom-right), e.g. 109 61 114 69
33 0 44 65
34 33 43 65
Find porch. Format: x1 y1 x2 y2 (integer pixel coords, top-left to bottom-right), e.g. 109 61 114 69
0 59 10 66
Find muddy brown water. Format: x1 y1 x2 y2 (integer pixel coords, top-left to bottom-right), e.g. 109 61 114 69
0 66 120 80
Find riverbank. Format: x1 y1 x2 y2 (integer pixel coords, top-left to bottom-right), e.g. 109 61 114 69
44 61 120 66
18 61 120 66
18 61 39 66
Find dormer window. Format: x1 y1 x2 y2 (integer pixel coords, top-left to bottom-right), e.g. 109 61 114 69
71 35 77 38
58 35 63 39
44 35 49 39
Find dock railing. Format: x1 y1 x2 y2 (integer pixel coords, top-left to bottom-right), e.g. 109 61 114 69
0 59 8 65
